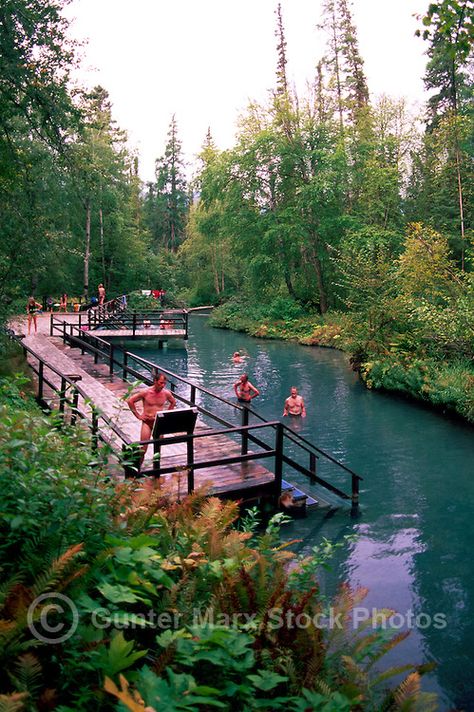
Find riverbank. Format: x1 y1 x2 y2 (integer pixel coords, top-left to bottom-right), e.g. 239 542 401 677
210 300 474 425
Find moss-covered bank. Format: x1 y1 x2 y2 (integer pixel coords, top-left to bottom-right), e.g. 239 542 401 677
210 300 474 425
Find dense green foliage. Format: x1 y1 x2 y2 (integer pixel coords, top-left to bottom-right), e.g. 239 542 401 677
0 377 438 710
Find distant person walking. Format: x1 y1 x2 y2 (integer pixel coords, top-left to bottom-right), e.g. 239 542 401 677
98 284 106 305
234 374 260 403
59 294 68 312
26 297 42 335
283 387 306 418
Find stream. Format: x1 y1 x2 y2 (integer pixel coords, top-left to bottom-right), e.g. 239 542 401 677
130 314 474 710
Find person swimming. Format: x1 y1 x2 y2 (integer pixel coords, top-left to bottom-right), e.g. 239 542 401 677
232 351 243 363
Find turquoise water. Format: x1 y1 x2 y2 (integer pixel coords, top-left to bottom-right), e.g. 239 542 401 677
131 315 474 710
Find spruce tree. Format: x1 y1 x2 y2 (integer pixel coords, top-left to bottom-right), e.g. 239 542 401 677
153 115 188 252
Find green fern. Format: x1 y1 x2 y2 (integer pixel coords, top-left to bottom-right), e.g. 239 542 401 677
8 654 42 697
0 692 29 712
30 544 84 598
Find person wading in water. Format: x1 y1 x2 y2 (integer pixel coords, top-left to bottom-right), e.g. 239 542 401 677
282 387 306 418
233 373 260 404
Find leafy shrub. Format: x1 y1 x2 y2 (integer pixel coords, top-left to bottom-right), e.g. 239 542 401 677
0 381 122 578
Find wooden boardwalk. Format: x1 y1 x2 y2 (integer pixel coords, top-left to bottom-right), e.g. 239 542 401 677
12 313 358 512
17 316 279 501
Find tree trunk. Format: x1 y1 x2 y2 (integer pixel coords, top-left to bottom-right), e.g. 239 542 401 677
331 2 344 135
454 142 465 272
301 243 328 314
211 245 220 295
83 198 91 300
99 203 106 283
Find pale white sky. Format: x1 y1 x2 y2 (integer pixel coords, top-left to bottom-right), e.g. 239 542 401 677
64 0 430 182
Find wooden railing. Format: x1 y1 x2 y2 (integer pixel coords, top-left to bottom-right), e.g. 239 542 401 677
125 421 285 499
16 336 131 455
50 318 363 511
86 304 188 339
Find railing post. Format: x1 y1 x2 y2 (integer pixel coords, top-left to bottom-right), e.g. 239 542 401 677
109 343 114 376
184 311 189 340
38 361 44 401
132 313 136 339
71 387 79 426
59 377 66 414
187 432 195 494
67 375 82 426
123 351 128 381
190 385 196 405
122 443 141 478
241 406 249 455
91 406 99 453
351 474 360 516
309 452 317 485
50 314 53 336
274 422 284 495
79 313 82 330
152 436 161 477
62 321 66 344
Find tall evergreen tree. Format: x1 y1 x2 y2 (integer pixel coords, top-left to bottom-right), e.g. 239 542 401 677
152 115 188 252
318 0 369 129
415 0 474 269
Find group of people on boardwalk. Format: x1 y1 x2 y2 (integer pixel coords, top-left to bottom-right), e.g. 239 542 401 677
26 284 106 332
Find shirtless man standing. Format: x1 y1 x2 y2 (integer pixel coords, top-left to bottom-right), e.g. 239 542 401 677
283 387 306 418
98 284 106 305
234 373 260 403
127 372 176 463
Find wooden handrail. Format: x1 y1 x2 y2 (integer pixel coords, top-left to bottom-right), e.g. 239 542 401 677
16 335 131 445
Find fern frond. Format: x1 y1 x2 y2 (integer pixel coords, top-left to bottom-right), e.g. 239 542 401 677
8 653 42 696
31 543 84 597
394 671 421 705
371 663 418 688
0 692 29 712
0 574 23 608
364 630 410 670
315 678 333 696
